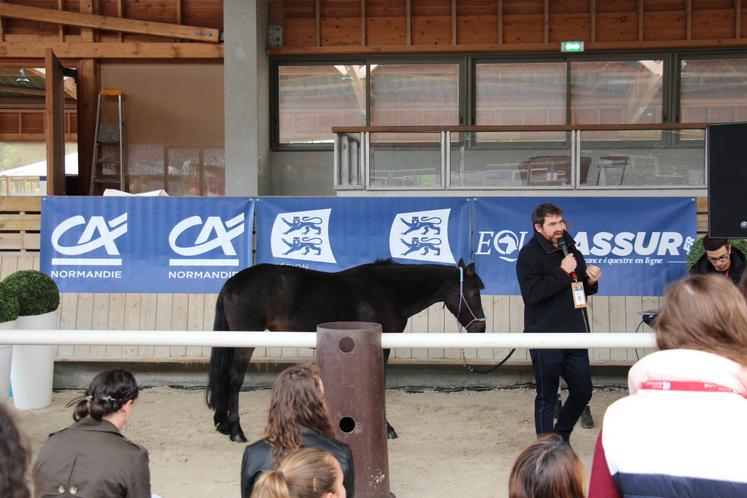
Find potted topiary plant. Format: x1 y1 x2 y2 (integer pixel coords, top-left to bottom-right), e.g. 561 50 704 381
0 282 19 404
5 270 60 410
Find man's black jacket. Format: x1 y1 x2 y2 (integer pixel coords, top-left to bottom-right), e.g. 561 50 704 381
690 247 746 286
240 426 355 498
516 230 598 333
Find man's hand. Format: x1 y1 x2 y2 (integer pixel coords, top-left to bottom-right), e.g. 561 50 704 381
560 254 577 274
587 265 602 284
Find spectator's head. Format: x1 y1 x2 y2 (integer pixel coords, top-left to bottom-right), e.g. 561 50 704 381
264 364 334 465
702 236 732 272
0 403 31 498
509 433 585 498
251 448 345 498
73 369 140 427
656 274 747 366
532 203 566 245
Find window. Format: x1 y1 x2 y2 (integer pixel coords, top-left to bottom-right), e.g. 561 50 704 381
680 58 747 123
277 64 366 144
571 60 664 124
370 63 460 126
475 62 566 125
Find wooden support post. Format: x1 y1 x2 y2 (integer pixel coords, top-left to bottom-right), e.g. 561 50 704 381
452 0 456 45
497 0 502 44
590 0 596 42
406 0 411 45
76 59 97 195
45 49 66 196
0 0 4 42
176 0 182 25
58 0 64 42
360 0 365 46
638 0 644 41
686 0 692 40
315 0 320 47
544 0 549 43
80 0 94 43
117 0 124 42
737 0 742 39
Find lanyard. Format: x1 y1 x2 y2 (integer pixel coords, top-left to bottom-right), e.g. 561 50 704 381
641 379 745 397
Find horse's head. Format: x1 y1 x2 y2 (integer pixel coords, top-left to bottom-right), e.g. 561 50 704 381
445 259 486 333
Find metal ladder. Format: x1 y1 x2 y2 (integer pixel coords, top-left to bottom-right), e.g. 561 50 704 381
89 89 125 194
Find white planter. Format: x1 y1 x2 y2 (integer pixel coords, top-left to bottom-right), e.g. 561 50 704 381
10 310 58 410
0 319 13 404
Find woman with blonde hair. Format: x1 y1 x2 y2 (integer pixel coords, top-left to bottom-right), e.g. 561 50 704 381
251 448 345 498
241 363 354 498
509 433 585 498
590 274 747 497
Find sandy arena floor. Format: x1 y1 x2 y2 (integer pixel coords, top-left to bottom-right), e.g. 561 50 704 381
14 386 627 498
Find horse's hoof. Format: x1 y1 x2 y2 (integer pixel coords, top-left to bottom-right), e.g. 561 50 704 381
230 432 248 443
215 421 230 435
387 427 398 440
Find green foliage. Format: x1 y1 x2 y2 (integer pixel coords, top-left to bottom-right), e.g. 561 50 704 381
3 270 59 316
0 282 19 322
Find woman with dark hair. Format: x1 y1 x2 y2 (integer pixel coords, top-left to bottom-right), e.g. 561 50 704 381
251 447 346 498
509 433 585 498
241 363 354 498
33 368 151 498
0 403 31 498
590 274 747 497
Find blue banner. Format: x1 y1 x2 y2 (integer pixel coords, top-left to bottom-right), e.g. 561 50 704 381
473 197 697 296
41 197 254 293
255 197 471 271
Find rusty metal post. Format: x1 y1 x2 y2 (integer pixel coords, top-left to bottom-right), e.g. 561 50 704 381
316 321 392 498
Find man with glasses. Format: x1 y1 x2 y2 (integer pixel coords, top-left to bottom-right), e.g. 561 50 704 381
689 236 746 286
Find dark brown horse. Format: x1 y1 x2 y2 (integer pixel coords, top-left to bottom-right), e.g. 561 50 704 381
206 259 486 442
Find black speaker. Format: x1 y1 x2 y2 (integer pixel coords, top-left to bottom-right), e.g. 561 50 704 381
708 122 747 238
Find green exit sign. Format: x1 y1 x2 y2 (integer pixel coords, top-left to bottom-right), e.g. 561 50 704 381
561 41 585 52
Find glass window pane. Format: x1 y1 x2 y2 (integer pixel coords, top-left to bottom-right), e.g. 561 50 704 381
371 64 459 125
680 58 747 123
369 132 442 188
278 65 366 144
449 131 572 187
475 62 567 125
571 60 663 124
579 129 705 187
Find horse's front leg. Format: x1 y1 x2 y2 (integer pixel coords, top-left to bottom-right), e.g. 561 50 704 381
226 347 253 443
382 347 398 440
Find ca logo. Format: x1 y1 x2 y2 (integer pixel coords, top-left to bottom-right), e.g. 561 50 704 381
168 213 245 266
51 213 128 266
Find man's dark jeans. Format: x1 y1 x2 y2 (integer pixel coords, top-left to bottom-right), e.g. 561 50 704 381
530 348 593 441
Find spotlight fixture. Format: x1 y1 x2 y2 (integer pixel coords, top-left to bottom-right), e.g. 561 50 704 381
15 68 31 86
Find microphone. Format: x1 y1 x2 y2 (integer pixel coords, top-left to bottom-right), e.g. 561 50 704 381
558 238 568 256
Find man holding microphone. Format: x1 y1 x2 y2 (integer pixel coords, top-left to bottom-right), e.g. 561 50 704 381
516 202 602 443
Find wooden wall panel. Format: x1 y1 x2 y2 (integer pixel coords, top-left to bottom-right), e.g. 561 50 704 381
549 13 591 40
692 7 736 39
458 15 499 43
182 0 223 29
367 16 406 44
284 18 317 47
595 12 639 41
411 15 451 44
644 10 686 40
503 13 544 42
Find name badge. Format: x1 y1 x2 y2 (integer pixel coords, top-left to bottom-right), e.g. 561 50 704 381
571 281 587 308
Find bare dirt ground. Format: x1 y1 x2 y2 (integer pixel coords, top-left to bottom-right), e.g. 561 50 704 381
14 386 626 498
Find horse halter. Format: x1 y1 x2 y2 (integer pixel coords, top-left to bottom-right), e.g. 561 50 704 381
456 266 486 332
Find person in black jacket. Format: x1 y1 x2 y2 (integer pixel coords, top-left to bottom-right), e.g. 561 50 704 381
689 236 747 286
516 203 601 443
241 363 355 498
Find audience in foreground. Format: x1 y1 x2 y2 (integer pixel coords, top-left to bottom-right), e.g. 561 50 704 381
241 363 355 498
589 274 747 497
251 447 346 498
33 368 151 498
0 402 31 498
509 433 585 498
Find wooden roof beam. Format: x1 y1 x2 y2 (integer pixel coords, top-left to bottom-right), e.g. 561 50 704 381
0 3 220 43
0 42 223 59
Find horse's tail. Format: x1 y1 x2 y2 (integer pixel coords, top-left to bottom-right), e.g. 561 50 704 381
206 289 232 411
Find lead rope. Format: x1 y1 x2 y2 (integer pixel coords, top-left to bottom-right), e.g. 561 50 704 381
457 266 516 375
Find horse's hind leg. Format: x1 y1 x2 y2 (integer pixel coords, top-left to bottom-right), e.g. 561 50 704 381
226 347 253 443
383 347 398 440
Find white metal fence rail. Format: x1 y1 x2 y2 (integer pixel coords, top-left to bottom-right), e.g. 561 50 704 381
0 331 657 349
